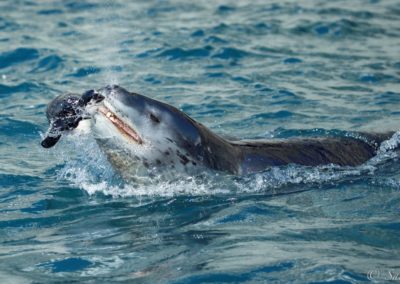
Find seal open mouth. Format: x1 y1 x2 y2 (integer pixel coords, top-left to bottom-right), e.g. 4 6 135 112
98 106 143 144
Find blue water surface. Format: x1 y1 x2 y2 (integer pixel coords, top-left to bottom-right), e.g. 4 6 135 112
1 0 400 282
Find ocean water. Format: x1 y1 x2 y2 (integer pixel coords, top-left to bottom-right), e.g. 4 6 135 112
1 0 400 282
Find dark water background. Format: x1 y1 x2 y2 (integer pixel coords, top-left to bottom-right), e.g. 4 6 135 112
1 0 400 282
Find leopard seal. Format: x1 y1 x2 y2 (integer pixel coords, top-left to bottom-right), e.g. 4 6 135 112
41 85 395 175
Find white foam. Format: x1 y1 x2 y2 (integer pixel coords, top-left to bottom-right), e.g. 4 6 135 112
80 175 230 198
58 130 400 198
377 131 400 154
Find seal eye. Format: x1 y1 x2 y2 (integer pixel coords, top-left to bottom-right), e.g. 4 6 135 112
149 113 160 123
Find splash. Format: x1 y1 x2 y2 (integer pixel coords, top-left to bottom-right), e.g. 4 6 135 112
58 131 400 198
80 175 231 198
56 131 118 185
377 131 400 154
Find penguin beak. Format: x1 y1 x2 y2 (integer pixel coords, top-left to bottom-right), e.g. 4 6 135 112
41 133 61 148
41 116 82 148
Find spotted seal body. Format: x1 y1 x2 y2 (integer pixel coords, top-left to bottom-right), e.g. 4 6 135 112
41 85 394 175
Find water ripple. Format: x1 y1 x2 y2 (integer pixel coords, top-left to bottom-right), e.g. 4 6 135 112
157 47 212 60
212 47 252 60
32 55 63 72
0 48 39 69
1 0 400 282
67 66 101 77
0 82 41 97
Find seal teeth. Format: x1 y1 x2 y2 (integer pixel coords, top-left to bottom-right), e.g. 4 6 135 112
98 106 143 145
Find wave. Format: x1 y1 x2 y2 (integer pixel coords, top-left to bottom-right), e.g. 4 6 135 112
0 82 42 97
290 19 387 38
67 66 101 77
157 47 212 60
0 48 39 69
31 55 63 73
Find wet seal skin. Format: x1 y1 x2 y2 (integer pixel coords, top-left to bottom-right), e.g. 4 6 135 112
41 85 396 175
41 90 104 148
